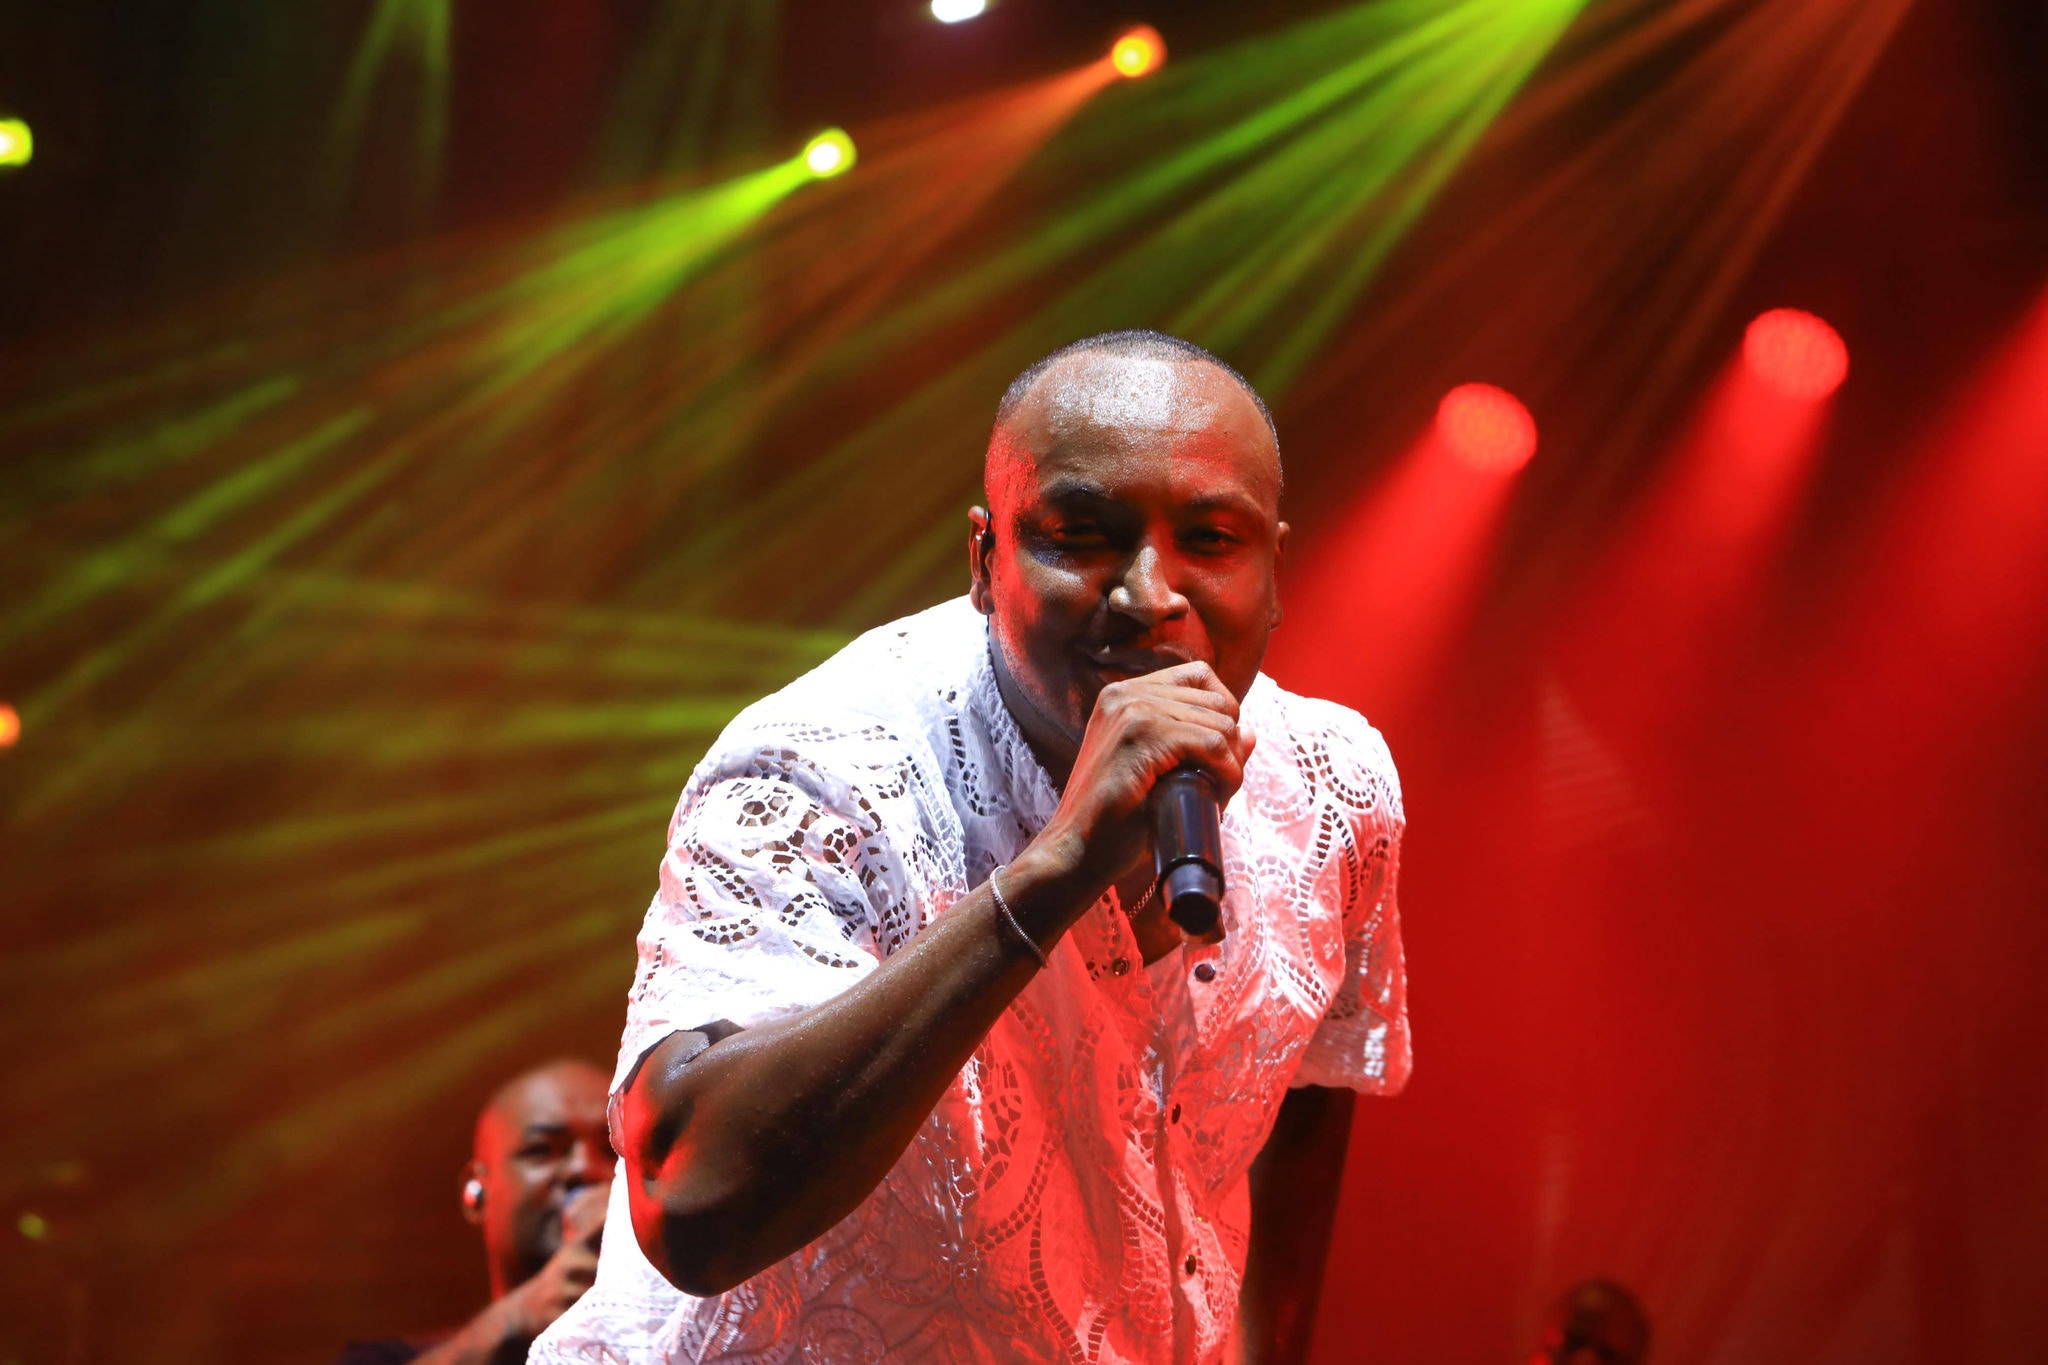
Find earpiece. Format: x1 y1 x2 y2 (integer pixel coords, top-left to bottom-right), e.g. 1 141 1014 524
969 517 996 614
461 1178 485 1212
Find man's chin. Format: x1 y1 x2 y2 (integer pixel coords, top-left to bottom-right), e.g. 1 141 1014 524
519 1244 560 1283
521 1210 565 1265
989 642 1088 752
1070 674 1119 729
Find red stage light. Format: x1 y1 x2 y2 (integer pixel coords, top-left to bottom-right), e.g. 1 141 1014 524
1437 382 1537 471
1744 308 1848 399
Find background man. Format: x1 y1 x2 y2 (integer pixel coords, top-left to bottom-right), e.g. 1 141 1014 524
537 329 1410 1365
340 1060 614 1365
1528 1280 1652 1365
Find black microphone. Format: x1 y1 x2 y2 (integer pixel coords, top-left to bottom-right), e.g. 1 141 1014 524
1151 764 1226 942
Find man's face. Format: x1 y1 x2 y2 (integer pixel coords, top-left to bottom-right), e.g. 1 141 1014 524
1530 1287 1650 1365
467 1062 614 1293
971 352 1286 773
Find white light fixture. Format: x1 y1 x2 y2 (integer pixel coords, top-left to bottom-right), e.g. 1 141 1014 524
931 0 987 23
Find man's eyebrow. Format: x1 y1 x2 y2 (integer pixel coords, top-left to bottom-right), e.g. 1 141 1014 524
1035 478 1115 504
517 1121 572 1140
1182 491 1266 518
1028 479 1270 521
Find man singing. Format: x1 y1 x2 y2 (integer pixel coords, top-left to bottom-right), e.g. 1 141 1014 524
535 329 1410 1365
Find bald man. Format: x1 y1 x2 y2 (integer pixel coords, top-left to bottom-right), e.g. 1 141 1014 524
535 330 1411 1365
1529 1280 1651 1365
343 1061 615 1365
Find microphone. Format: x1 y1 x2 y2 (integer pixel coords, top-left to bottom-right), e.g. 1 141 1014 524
1151 764 1226 942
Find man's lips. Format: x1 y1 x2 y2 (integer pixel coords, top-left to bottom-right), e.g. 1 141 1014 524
1077 644 1192 680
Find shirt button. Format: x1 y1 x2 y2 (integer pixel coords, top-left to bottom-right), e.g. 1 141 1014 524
1184 1253 1198 1276
1192 961 1217 984
1110 957 1130 976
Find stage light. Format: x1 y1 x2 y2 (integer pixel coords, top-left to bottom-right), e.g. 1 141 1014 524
802 128 856 179
1744 308 1848 400
931 0 986 21
1110 26 1164 79
0 704 18 748
0 118 31 169
1437 382 1537 471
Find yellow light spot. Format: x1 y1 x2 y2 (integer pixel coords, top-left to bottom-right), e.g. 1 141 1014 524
0 704 18 748
18 1212 48 1241
0 118 32 168
801 128 856 179
1110 26 1164 79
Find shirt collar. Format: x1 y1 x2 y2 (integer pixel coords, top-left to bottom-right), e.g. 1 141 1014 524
968 627 1064 830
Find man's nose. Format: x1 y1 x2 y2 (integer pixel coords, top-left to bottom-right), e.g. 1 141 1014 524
1106 543 1189 625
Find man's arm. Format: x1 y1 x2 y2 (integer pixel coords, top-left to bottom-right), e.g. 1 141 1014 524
620 849 1085 1296
412 1186 607 1365
617 663 1254 1297
1232 1085 1357 1365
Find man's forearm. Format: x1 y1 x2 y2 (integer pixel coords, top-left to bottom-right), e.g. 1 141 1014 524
410 1297 531 1365
619 840 1100 1296
1234 1085 1356 1365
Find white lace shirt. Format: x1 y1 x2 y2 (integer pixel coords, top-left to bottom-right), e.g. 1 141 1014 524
533 597 1409 1365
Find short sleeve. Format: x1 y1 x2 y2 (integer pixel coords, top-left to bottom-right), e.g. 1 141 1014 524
611 756 912 1095
1290 712 1413 1095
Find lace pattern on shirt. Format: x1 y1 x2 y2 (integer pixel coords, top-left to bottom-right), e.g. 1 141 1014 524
538 598 1408 1365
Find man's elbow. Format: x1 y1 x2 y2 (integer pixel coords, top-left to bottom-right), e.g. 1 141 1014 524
618 1032 762 1295
627 1166 764 1298
644 1225 744 1299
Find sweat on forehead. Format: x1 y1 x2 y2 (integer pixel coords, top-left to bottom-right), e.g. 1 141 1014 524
985 331 1282 511
994 329 1278 447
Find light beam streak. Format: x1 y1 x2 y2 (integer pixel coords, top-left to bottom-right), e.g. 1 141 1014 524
1266 418 1532 725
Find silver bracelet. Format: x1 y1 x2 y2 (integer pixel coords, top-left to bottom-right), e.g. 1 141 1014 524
987 863 1049 969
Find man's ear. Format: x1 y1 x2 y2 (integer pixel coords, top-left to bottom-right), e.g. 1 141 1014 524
460 1161 487 1226
968 506 996 615
1269 520 1290 629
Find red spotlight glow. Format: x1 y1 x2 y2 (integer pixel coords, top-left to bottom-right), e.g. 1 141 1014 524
1110 26 1164 78
1744 308 1848 399
1437 382 1537 471
1267 419 1524 724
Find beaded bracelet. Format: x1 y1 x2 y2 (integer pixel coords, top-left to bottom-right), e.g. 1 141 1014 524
987 864 1049 969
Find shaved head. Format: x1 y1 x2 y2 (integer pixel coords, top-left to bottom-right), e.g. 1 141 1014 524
1533 1279 1651 1365
473 1058 609 1156
993 329 1280 457
987 333 1282 527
